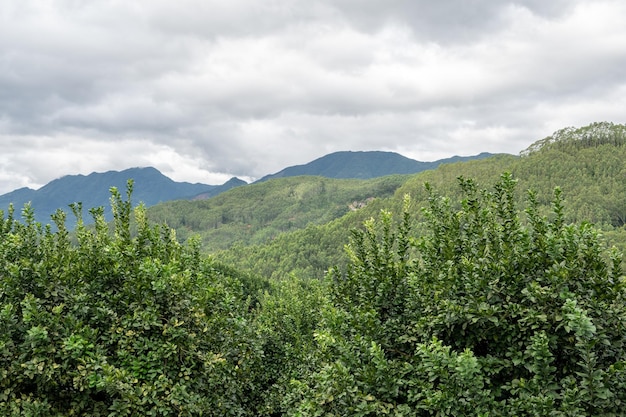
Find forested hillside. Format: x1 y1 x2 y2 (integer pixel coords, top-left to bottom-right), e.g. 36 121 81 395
209 123 626 279
147 175 409 251
3 122 626 415
2 171 625 415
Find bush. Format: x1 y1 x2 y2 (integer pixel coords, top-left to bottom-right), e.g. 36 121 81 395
291 173 626 416
0 182 261 416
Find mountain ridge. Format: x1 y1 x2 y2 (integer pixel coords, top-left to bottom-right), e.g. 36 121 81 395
257 150 495 182
0 151 496 226
0 167 245 225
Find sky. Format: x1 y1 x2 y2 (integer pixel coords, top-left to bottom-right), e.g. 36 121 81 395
1 0 625 194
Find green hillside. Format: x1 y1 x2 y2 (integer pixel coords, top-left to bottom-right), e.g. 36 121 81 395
146 174 410 251
3 134 626 414
401 122 626 227
256 150 494 181
212 122 626 279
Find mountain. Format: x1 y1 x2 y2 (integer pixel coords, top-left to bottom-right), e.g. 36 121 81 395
147 174 410 251
521 121 626 156
256 150 495 182
207 122 626 280
0 151 495 226
190 177 248 200
0 167 245 226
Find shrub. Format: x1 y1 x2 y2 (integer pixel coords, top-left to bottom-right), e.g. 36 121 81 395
292 173 626 416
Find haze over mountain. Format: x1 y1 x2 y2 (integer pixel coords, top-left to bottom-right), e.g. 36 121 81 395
211 122 626 280
0 167 245 225
257 151 495 182
0 151 495 226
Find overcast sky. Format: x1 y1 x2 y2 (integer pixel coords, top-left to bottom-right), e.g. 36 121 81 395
1 0 625 193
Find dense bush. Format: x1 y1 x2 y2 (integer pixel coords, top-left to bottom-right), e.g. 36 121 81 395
2 174 625 416
0 182 263 416
290 173 626 416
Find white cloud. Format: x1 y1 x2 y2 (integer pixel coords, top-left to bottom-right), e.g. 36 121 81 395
0 0 624 194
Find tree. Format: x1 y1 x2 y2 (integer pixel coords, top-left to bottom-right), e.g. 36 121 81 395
290 173 626 416
0 181 262 416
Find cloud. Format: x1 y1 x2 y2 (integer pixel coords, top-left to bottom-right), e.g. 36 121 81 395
0 0 624 194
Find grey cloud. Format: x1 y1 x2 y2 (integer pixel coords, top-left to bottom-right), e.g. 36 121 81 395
327 0 576 42
0 0 624 194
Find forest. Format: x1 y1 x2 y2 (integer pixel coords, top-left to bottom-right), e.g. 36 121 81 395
151 122 626 281
1 122 626 416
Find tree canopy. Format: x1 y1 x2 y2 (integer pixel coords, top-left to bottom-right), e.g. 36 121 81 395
1 173 625 416
290 173 626 415
0 182 266 416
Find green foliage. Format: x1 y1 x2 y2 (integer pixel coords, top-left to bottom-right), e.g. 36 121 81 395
4 122 626 416
522 121 626 155
147 175 409 253
252 276 329 415
290 173 626 416
212 123 626 282
0 180 264 416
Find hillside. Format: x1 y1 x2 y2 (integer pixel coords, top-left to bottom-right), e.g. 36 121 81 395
0 151 492 227
145 151 495 252
213 122 626 279
256 150 494 182
147 174 410 251
4 142 625 416
4 122 626 415
0 167 245 225
520 121 626 155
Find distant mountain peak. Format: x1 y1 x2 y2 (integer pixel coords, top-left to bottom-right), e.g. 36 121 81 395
190 177 248 201
0 167 244 227
257 150 494 182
